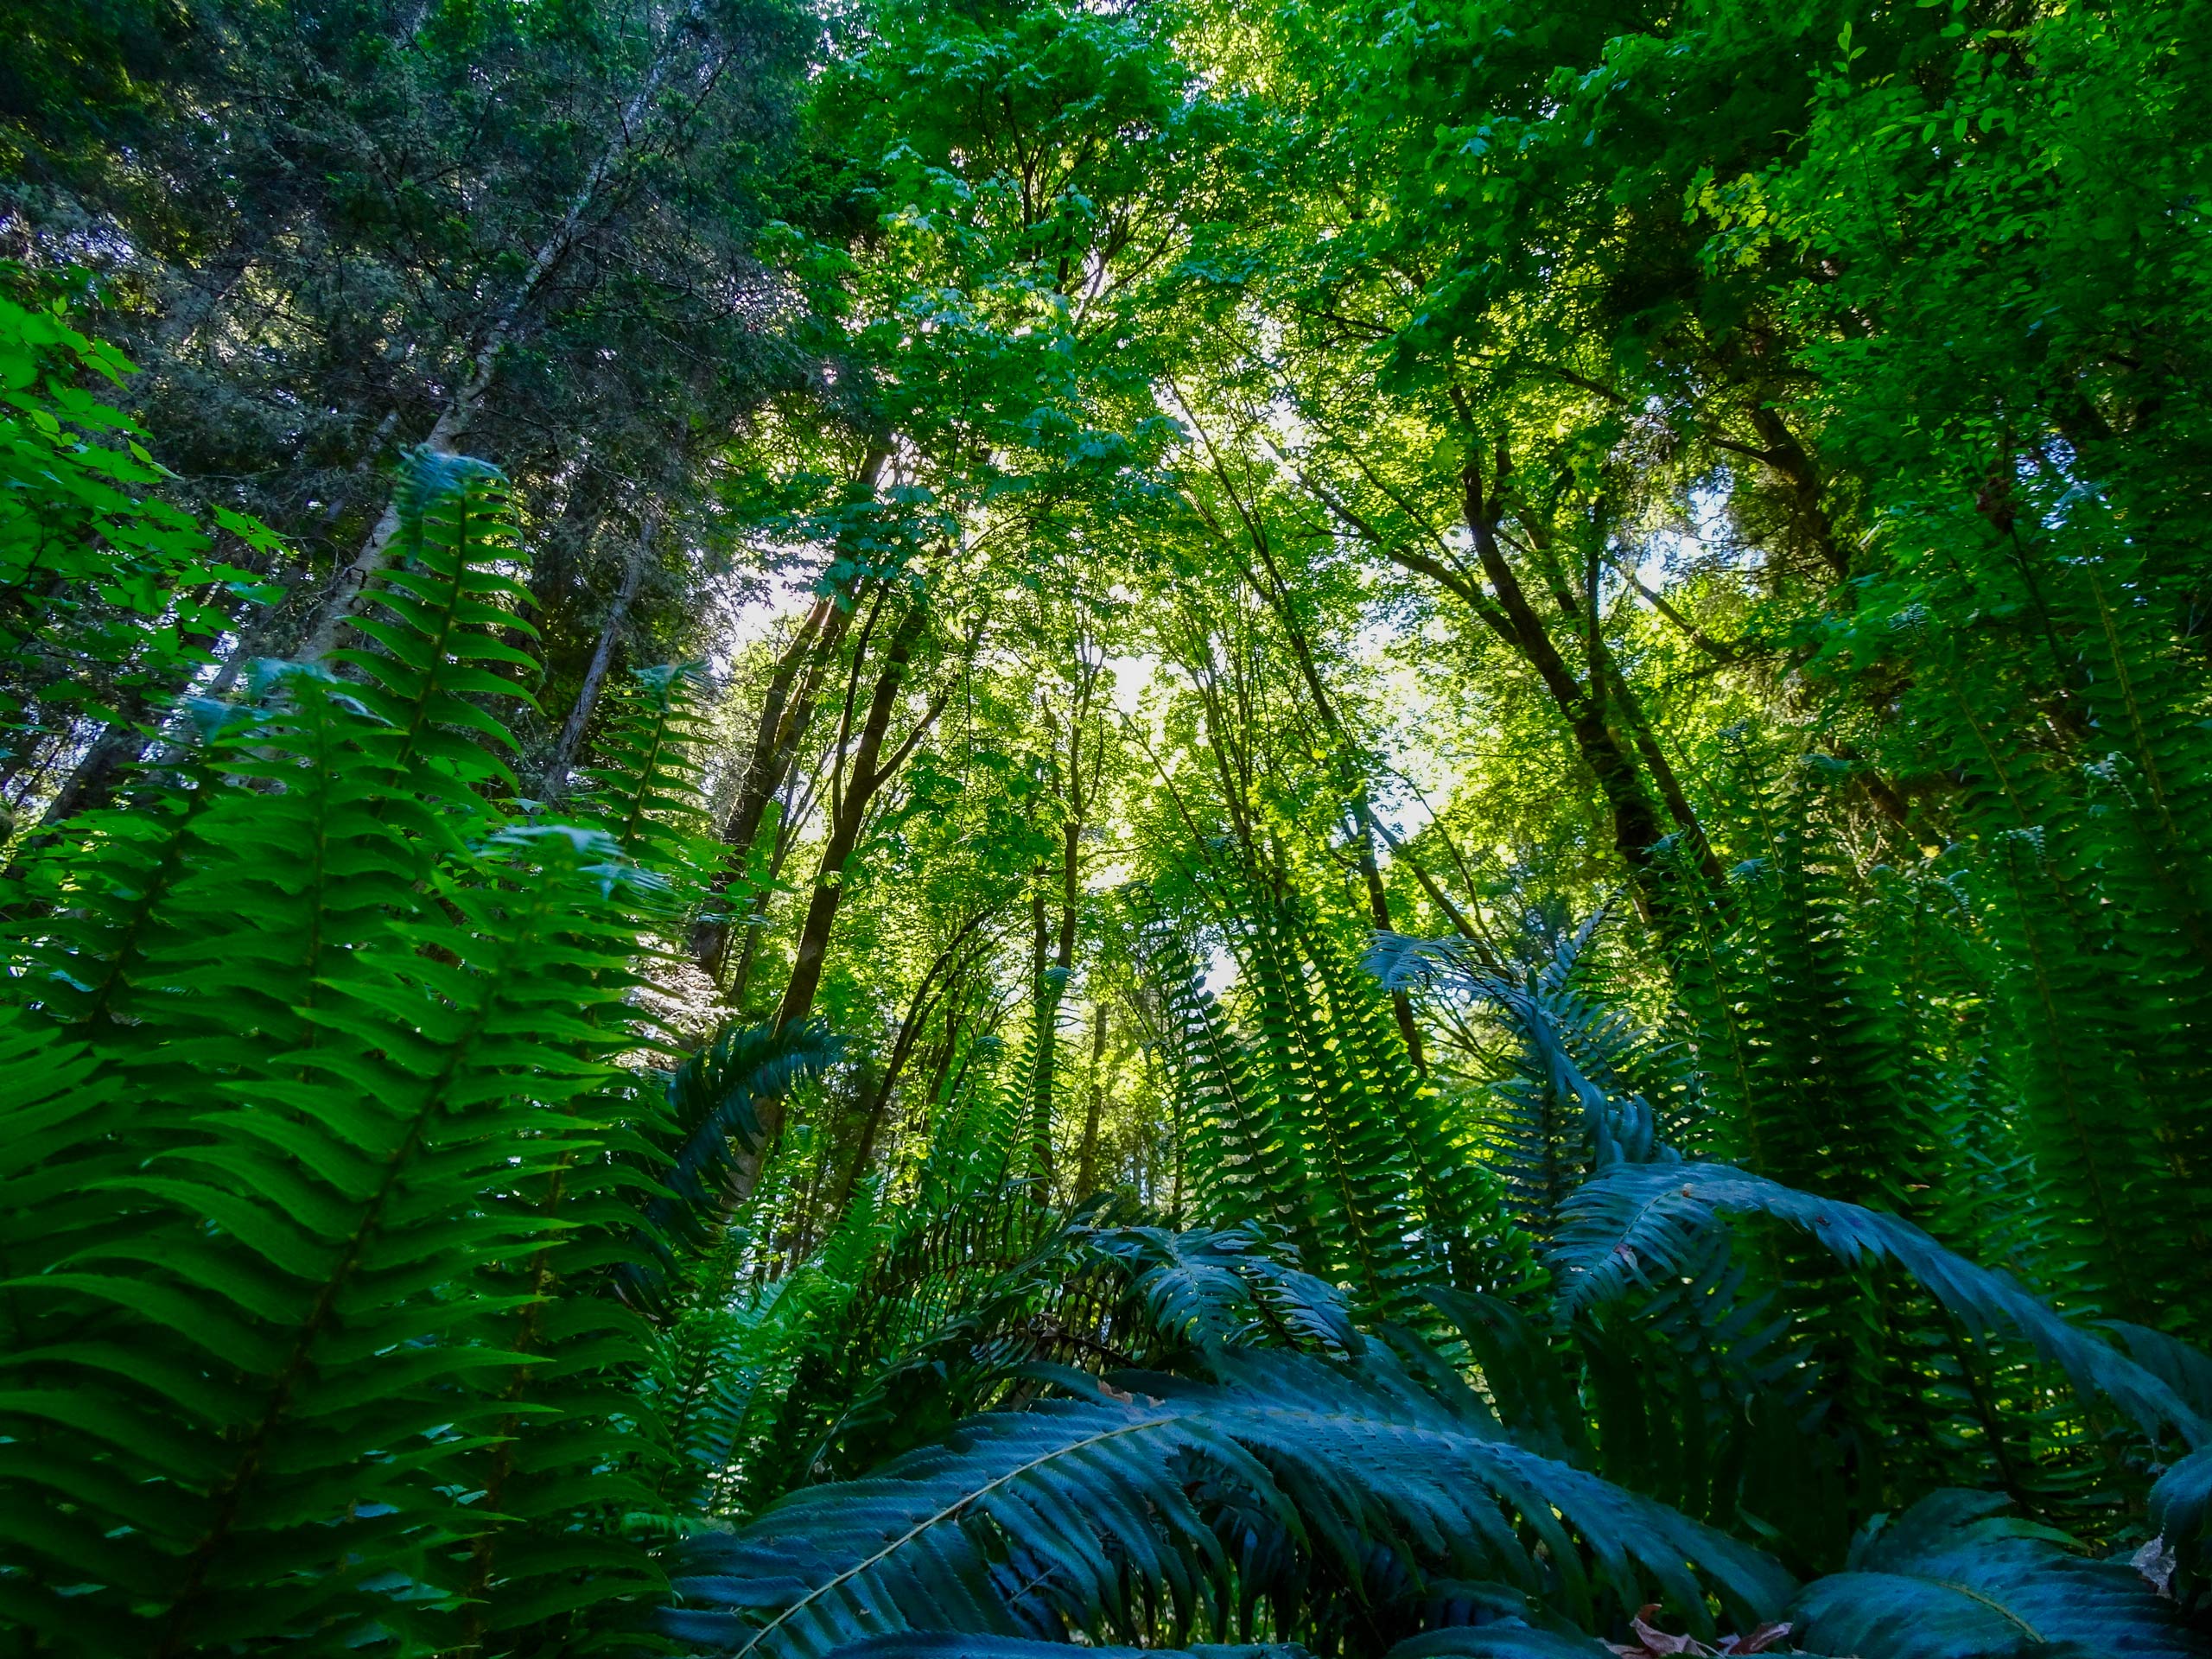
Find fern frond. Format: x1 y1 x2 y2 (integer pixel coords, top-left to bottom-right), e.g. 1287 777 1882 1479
1387 1630 1616 1659
1083 1221 1360 1360
0 454 677 1655
329 448 541 814
0 826 651 1652
667 1345 1794 1657
1371 920 1664 1230
824 1637 1310 1659
1553 1162 2206 1452
2151 1446 2212 1606
566 660 723 912
1791 1489 2196 1658
1128 890 1313 1246
633 1020 841 1306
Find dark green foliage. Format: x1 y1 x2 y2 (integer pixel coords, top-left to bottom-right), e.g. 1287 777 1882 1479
1139 882 1536 1325
2153 1448 2212 1611
1385 1633 1611 1659
0 454 707 1654
828 1639 1310 1659
666 1344 1793 1658
1791 1490 2198 1659
1663 764 1934 1213
1370 917 1662 1234
0 291 279 811
633 1020 841 1308
1554 1161 2207 1455
10 0 2212 1654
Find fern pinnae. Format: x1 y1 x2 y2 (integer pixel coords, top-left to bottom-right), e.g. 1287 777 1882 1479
733 1405 1201 1659
153 840 631 1647
1554 1161 2208 1452
672 1341 1797 1656
1789 1486 2201 1659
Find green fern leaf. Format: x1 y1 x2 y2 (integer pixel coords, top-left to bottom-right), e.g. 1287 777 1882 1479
1553 1162 2206 1452
1792 1490 2196 1658
1387 1630 1617 1659
667 1345 1793 1657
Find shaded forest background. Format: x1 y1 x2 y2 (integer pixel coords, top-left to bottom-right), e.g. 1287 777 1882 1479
3 0 2210 1652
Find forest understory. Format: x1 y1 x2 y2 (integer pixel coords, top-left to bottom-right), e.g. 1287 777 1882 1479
3 0 2210 1653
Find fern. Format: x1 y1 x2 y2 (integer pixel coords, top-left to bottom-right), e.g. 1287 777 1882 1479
1129 888 1314 1243
665 1343 1795 1657
1299 910 1531 1300
1854 531 2212 1338
1387 1633 1614 1659
1675 761 1935 1211
1370 917 1665 1230
453 745 758 1644
632 1020 841 1312
1086 1220 1360 1361
1147 872 1530 1325
1551 1161 2208 1454
563 660 725 920
1235 894 1430 1321
823 1639 1309 1659
0 453 683 1654
1791 1489 2198 1658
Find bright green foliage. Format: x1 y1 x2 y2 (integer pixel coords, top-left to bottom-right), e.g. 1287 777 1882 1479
1140 881 1535 1324
0 290 277 801
1135 893 1313 1240
1553 1162 2205 1454
1666 767 1934 1212
1372 918 1662 1236
11 0 2212 1652
0 454 697 1654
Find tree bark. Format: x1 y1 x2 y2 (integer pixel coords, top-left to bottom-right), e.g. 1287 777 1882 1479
1030 877 1058 1192
773 599 937 1034
717 600 948 1208
1460 451 1672 890
296 10 712 662
541 508 658 798
31 703 151 831
694 447 890 979
826 914 992 1216
723 782 816 1014
691 590 857 978
1074 999 1109 1197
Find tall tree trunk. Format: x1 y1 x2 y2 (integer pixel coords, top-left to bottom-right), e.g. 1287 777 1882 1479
1074 1000 1109 1197
773 599 936 1033
1030 702 1092 1194
694 448 890 979
692 589 856 978
540 509 658 798
826 917 989 1216
296 15 709 663
723 792 810 1013
1522 508 1724 890
1459 452 1672 900
30 703 151 831
1030 876 1058 1192
722 600 942 1206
